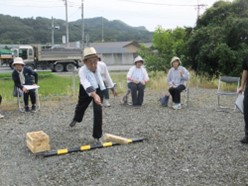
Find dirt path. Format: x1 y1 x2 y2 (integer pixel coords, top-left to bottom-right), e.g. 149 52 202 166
0 88 247 186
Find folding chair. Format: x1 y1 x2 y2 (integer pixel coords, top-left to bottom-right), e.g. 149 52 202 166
121 83 147 106
182 85 189 108
168 81 189 108
121 88 131 105
216 76 240 111
16 86 40 112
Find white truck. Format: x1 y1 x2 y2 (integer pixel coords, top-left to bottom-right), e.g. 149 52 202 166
12 45 82 72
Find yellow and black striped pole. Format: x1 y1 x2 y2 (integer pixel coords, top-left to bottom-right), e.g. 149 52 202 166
43 138 144 157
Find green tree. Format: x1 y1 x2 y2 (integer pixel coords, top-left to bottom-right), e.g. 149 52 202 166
187 0 248 76
142 26 188 72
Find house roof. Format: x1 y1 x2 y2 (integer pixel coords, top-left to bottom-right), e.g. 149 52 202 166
89 41 140 54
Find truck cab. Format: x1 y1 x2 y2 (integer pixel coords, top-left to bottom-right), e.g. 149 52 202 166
13 45 35 69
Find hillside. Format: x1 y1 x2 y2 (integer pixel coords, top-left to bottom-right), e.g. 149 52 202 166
0 14 153 44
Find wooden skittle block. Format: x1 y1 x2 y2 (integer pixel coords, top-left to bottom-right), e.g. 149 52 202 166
103 133 129 145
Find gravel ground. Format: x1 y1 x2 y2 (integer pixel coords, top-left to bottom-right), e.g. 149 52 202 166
0 88 248 186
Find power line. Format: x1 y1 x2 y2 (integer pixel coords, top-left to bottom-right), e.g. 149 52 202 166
0 1 64 8
118 0 199 7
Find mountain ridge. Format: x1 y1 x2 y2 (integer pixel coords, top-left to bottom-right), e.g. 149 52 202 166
0 14 153 44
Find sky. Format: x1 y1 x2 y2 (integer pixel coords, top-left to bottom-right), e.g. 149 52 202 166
0 0 232 31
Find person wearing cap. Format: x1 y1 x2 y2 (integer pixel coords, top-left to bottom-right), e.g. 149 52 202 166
167 56 189 110
12 57 38 112
127 56 149 106
237 55 248 144
69 47 116 143
98 57 117 107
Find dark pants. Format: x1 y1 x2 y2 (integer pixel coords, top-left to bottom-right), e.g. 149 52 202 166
244 88 248 136
102 83 109 99
128 82 145 106
169 85 186 104
24 90 36 106
73 84 103 139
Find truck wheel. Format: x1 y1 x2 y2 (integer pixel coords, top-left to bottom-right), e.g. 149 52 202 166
54 64 64 72
65 63 75 72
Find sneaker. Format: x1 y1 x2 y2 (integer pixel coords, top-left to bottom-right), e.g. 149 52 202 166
69 120 77 127
25 106 30 112
31 105 36 113
172 103 182 110
0 113 4 119
94 138 104 145
103 99 111 107
240 136 248 144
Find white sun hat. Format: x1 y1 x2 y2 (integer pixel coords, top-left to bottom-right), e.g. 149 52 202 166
134 56 144 64
12 57 25 66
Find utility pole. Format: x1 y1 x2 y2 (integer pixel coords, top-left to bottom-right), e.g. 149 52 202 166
81 0 84 50
101 16 104 43
51 17 60 47
196 0 207 20
51 16 54 46
63 0 69 46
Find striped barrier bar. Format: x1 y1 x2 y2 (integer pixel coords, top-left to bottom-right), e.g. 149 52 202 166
43 138 145 157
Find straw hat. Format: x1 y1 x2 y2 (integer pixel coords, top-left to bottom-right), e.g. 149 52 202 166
83 47 98 61
170 56 181 66
134 56 144 64
12 57 25 66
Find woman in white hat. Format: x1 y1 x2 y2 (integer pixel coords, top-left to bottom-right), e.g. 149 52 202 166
167 56 189 110
12 57 38 112
126 55 149 106
69 47 116 144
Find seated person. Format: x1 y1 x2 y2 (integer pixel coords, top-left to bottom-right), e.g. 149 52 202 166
12 57 38 112
167 56 189 110
127 56 149 106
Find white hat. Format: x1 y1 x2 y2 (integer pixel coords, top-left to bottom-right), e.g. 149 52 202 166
12 57 25 66
170 56 181 66
83 47 98 61
134 56 144 64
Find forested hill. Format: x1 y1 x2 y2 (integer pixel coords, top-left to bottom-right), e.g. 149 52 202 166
0 14 153 44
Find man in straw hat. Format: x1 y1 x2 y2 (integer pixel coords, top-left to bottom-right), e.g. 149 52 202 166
69 47 116 143
12 57 38 112
127 55 149 107
167 56 189 110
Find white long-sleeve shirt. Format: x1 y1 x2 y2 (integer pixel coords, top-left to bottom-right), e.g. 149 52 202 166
78 61 115 96
127 65 149 83
167 66 189 87
97 61 115 88
78 65 105 96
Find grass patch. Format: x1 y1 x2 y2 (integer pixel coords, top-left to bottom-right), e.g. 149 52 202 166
1 70 234 102
0 71 80 101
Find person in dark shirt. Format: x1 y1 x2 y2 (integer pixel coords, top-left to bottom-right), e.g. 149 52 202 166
237 56 248 143
12 57 38 112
